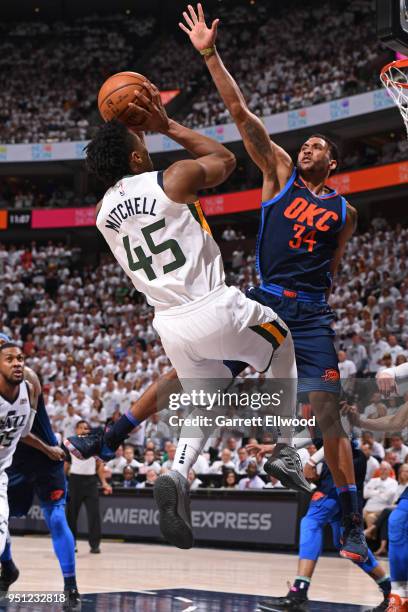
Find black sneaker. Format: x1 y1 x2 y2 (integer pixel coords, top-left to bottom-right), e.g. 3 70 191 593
259 593 309 611
264 444 313 493
65 430 115 461
340 513 368 563
153 470 193 549
63 588 81 611
90 547 100 554
0 564 19 592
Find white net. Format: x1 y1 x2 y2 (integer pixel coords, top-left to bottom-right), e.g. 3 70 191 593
380 61 408 136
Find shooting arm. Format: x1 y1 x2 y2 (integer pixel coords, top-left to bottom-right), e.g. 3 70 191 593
163 120 236 202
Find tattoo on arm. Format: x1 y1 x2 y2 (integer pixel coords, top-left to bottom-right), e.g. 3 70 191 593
241 119 272 159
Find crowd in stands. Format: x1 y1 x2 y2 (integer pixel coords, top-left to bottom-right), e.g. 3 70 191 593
1 128 407 210
0 0 390 144
0 217 407 552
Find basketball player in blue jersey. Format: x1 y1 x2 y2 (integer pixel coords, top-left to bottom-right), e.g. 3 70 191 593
0 334 80 611
179 4 367 563
343 365 408 612
254 439 392 612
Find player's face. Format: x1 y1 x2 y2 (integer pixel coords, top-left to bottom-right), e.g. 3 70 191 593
0 347 25 385
297 137 337 178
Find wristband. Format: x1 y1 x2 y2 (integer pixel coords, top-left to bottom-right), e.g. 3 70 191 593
200 46 216 57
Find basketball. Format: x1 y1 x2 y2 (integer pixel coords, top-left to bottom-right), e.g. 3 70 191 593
97 71 153 122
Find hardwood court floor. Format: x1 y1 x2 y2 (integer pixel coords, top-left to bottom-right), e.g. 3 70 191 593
9 536 388 608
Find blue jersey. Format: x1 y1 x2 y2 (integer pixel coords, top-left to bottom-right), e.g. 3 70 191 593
12 393 57 465
257 169 347 294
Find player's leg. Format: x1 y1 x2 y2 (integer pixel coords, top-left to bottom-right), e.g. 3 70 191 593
387 501 408 610
0 473 10 557
34 462 79 607
293 324 367 562
223 289 311 492
330 517 392 612
65 368 180 461
66 476 84 548
153 346 232 549
309 389 367 561
261 332 311 493
259 496 336 611
82 480 101 553
0 470 33 590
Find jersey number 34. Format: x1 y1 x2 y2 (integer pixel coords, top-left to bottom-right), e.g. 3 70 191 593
123 218 186 281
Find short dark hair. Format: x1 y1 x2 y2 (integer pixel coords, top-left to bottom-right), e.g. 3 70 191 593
85 120 134 184
309 133 340 168
0 342 20 352
76 419 89 429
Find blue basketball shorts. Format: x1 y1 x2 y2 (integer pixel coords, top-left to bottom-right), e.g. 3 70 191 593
246 286 340 394
7 460 67 516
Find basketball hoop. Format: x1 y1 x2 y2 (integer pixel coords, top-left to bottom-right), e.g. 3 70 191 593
380 58 408 136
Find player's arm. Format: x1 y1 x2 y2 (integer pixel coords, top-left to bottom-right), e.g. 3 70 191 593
179 3 293 201
127 81 236 202
96 459 113 495
20 432 66 461
357 405 408 433
327 203 357 298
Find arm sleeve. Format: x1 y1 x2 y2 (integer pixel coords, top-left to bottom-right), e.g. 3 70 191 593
309 446 325 465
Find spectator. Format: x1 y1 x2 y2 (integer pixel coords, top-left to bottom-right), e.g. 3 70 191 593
138 468 158 489
106 446 127 475
238 463 265 490
188 468 203 490
138 449 161 475
122 466 138 489
338 350 356 396
221 470 239 490
361 442 380 483
209 449 236 474
386 435 408 465
363 461 399 528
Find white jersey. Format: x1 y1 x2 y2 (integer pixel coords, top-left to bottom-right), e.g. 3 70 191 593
0 382 31 473
97 171 225 310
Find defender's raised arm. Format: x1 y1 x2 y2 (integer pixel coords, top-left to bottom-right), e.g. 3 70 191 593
179 3 293 201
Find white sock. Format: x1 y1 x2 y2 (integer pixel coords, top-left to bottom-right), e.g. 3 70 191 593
172 407 213 479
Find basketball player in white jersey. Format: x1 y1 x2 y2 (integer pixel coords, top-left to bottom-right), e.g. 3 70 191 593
0 343 39 555
81 83 311 548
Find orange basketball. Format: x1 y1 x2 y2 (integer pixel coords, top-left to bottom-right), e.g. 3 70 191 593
97 71 152 122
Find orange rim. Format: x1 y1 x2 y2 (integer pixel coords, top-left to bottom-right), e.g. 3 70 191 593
380 58 408 89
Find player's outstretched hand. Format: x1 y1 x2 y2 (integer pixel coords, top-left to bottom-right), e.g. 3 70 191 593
102 483 113 495
376 370 397 397
126 82 170 134
179 3 219 52
47 445 66 462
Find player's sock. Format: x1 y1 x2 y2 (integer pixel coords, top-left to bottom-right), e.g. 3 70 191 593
105 411 141 451
42 505 77 591
289 576 311 599
376 576 392 597
172 439 202 479
336 484 359 517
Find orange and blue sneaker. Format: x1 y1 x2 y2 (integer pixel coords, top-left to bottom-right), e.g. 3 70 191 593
339 512 368 563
